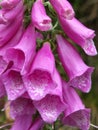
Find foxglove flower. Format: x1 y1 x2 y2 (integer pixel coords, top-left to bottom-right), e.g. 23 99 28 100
0 77 6 97
21 92 30 99
0 24 24 56
33 94 65 124
2 69 26 100
10 97 36 119
0 56 8 75
0 10 7 24
29 117 44 130
5 23 36 74
0 0 24 24
0 8 24 47
0 0 20 10
23 43 56 100
56 35 94 92
1 24 36 100
62 80 91 130
0 25 23 75
58 17 97 56
31 0 52 31
33 68 66 123
49 0 75 20
11 115 32 130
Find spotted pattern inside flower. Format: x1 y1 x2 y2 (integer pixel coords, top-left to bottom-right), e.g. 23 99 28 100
25 70 55 100
34 95 65 123
9 71 24 89
69 68 93 92
3 70 25 100
63 109 90 130
10 98 35 119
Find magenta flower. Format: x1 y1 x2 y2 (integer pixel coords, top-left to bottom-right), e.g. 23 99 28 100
0 10 7 24
0 56 8 75
33 68 66 123
49 0 75 20
2 69 26 100
21 92 30 99
0 8 24 47
11 115 32 130
62 80 91 130
0 0 24 24
33 94 65 124
23 43 57 100
0 77 6 97
29 117 44 130
50 68 63 98
56 35 94 92
58 17 97 56
0 25 24 75
1 24 36 100
0 0 20 10
31 0 52 31
0 25 24 56
10 97 36 119
5 23 36 74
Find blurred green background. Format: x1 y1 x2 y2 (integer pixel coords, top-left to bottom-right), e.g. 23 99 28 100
0 0 98 129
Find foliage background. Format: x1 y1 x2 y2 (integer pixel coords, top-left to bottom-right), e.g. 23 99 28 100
0 0 98 129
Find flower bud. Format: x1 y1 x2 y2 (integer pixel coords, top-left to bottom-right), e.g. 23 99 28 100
31 0 52 31
49 0 75 20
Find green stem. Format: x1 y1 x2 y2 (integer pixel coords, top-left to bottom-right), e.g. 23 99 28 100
52 21 58 30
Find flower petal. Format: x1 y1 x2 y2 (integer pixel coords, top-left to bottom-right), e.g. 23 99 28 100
56 35 94 92
29 117 44 130
11 115 32 130
62 80 91 130
34 94 65 124
58 17 97 56
10 97 36 119
0 77 6 97
49 0 75 19
23 43 56 100
2 69 25 100
31 0 52 31
5 24 36 74
0 7 24 47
